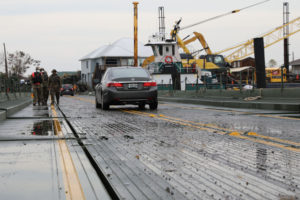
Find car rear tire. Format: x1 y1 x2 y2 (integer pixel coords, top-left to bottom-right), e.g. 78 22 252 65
138 103 145 110
149 101 158 110
95 98 102 108
101 95 109 110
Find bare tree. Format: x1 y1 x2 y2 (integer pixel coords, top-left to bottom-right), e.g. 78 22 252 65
8 51 40 77
268 59 277 68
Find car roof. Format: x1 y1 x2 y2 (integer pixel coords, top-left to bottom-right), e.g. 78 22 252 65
108 66 144 70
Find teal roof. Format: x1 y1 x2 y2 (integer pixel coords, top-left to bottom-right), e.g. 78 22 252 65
57 71 79 77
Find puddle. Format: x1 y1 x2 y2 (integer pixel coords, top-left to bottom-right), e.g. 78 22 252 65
31 120 53 136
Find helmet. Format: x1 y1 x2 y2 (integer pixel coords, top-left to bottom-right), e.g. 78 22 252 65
40 68 44 71
52 69 57 73
36 66 40 71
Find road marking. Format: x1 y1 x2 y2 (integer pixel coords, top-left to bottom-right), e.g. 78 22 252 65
123 109 227 134
51 105 86 200
70 96 94 104
158 113 300 147
69 96 300 152
123 111 300 152
246 132 300 147
229 132 300 152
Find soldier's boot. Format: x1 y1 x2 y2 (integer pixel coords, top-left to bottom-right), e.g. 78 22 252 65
56 95 59 105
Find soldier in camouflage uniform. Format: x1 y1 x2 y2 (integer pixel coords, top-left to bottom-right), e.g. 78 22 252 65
30 67 43 106
48 69 62 105
40 68 49 105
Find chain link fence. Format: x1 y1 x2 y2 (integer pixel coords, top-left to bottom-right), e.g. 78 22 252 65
0 77 31 102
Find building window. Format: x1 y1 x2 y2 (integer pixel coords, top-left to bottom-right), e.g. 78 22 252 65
86 61 89 69
106 58 118 65
158 45 163 56
128 59 134 66
172 45 175 55
151 46 157 56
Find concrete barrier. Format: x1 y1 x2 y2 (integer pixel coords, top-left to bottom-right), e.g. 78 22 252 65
159 88 300 99
158 88 300 111
0 92 32 121
0 111 5 121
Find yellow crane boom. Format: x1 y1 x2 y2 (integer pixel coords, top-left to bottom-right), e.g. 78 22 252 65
217 17 300 63
176 32 213 55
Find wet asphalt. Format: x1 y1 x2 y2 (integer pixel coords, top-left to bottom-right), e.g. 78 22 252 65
0 95 299 200
59 95 300 200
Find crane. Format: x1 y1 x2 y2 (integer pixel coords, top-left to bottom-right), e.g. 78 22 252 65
215 16 300 63
142 0 271 68
171 0 271 70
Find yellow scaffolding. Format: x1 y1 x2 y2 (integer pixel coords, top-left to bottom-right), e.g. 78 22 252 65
215 17 300 62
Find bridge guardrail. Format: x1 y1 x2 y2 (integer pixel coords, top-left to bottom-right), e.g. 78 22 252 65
0 77 31 102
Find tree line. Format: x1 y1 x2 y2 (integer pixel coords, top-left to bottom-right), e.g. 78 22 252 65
0 50 40 78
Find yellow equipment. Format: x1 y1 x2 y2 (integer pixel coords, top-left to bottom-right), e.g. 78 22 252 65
142 0 271 71
265 68 287 83
177 32 227 70
177 16 300 71
215 17 300 63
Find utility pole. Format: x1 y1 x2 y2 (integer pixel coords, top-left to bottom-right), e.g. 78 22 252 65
133 2 139 67
283 2 290 79
3 43 8 78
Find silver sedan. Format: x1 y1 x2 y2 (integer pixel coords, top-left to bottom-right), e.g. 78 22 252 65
95 66 158 110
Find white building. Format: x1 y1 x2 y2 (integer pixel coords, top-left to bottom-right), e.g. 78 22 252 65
80 37 152 88
290 59 300 75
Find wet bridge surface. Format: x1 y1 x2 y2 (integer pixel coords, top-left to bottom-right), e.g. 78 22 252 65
0 95 299 200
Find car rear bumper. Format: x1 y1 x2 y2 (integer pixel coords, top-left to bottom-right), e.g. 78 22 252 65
103 88 157 105
61 90 74 95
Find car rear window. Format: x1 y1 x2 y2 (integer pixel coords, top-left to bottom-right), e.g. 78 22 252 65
63 84 72 89
111 68 149 79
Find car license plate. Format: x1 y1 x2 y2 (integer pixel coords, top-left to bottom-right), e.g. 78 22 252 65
128 83 138 89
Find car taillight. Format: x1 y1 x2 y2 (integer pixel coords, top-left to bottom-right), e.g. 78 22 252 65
143 82 157 87
106 82 123 87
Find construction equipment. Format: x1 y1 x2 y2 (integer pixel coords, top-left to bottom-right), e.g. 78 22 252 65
177 32 228 70
177 16 300 81
143 1 271 90
215 17 300 63
143 1 271 71
265 67 287 83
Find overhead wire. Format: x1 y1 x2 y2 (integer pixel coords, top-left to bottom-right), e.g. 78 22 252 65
180 0 271 31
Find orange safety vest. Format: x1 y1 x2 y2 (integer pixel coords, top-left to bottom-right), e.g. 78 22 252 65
32 72 42 85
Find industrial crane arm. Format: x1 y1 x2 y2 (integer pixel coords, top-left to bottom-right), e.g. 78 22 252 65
176 32 212 55
180 0 271 31
170 0 270 57
224 16 300 62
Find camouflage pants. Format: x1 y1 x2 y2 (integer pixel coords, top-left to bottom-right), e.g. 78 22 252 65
42 86 49 104
50 91 60 105
32 86 42 105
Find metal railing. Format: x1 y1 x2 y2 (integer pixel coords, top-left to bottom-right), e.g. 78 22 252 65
0 77 31 101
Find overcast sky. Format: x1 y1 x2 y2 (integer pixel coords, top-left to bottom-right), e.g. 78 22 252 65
0 0 299 74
